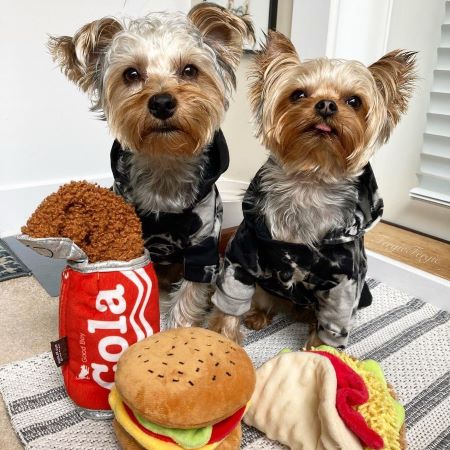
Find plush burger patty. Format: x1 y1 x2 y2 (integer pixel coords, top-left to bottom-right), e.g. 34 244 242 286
112 327 255 448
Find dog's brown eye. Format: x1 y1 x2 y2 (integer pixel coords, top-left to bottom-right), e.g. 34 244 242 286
123 68 140 83
181 64 198 78
346 96 362 108
290 90 307 102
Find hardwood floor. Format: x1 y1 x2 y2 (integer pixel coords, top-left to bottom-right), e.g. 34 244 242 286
365 222 450 281
219 227 237 255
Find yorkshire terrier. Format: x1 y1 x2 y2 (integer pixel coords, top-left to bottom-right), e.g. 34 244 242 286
209 31 416 347
48 3 254 328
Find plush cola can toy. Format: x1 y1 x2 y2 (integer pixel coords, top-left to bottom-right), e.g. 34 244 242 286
18 181 160 419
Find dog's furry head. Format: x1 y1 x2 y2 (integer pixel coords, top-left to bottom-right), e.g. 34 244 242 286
249 31 416 181
49 3 254 156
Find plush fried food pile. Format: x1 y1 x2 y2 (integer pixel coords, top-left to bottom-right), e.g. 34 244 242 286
22 181 144 262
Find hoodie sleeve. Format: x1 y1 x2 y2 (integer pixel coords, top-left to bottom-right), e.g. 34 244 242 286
183 187 223 283
211 223 257 316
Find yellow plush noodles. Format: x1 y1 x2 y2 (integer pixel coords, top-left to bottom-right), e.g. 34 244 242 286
314 346 405 450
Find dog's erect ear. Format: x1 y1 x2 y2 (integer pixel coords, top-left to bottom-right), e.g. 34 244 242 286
188 2 254 77
249 31 300 136
369 50 417 142
48 17 123 93
258 30 299 70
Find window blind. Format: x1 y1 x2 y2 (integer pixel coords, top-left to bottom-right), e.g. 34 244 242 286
410 1 450 207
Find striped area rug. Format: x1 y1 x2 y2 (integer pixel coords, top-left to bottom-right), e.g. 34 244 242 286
0 279 449 450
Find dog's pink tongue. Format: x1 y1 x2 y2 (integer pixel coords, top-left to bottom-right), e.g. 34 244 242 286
316 123 332 133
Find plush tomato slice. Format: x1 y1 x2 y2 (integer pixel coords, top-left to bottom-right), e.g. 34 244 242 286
209 405 246 443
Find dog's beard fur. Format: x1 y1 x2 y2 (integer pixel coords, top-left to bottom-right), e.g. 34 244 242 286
254 59 385 182
125 150 208 214
268 92 369 180
256 159 358 246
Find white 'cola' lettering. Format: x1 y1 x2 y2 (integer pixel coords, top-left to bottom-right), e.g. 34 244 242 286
87 284 128 390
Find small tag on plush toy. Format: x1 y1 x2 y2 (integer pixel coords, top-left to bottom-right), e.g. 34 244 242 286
51 337 69 367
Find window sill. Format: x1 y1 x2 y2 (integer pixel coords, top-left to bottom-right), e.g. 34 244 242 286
409 187 450 208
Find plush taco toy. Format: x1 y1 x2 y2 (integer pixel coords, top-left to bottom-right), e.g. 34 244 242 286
244 347 405 450
313 346 406 450
18 181 160 417
109 327 256 450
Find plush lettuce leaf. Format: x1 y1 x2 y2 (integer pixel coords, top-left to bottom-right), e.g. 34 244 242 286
135 413 212 449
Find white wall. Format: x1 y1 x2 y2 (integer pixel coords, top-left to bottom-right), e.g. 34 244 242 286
1 0 296 236
326 0 393 64
212 0 294 183
290 0 331 60
326 0 450 240
0 0 191 236
221 57 268 182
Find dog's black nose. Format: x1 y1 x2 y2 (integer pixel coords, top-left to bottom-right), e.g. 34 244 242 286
148 93 177 120
315 100 338 118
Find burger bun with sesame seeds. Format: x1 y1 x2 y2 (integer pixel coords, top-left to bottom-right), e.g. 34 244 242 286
109 327 255 450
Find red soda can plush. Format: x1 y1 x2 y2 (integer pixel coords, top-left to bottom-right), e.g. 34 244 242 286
59 252 159 415
18 238 160 420
18 181 161 419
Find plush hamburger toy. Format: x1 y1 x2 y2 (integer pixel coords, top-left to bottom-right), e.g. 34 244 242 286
109 328 256 450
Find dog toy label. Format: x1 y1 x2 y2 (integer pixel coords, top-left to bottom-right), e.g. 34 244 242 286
51 336 69 367
59 258 159 410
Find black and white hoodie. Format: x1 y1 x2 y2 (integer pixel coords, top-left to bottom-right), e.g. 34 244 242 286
212 161 383 347
111 130 229 284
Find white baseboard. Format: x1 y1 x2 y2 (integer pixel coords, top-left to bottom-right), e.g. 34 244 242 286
367 250 450 311
1 175 248 237
217 177 248 229
1 174 114 237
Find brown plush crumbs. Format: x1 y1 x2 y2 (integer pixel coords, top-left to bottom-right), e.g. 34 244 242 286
22 181 144 262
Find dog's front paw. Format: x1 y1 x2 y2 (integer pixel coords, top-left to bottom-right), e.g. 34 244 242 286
304 327 326 350
164 279 210 329
166 313 196 330
244 307 274 331
208 308 243 344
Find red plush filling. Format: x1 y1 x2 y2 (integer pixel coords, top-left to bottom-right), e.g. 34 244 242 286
124 403 246 446
209 405 246 443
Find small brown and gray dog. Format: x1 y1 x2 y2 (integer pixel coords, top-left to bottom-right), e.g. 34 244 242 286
209 31 416 347
48 3 254 329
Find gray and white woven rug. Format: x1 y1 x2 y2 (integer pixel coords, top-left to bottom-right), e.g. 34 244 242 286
1 279 449 450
